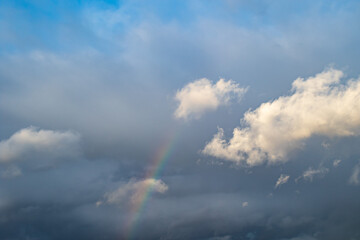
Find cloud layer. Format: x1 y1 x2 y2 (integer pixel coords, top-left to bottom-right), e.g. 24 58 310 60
203 68 360 166
174 78 247 120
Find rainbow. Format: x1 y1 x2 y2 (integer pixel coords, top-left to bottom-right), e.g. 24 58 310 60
122 130 179 240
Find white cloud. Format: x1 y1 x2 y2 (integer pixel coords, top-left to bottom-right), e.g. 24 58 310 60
174 78 247 120
0 127 80 162
242 201 249 207
275 174 290 188
203 68 360 165
297 166 329 182
349 163 360 185
333 159 342 167
101 178 168 206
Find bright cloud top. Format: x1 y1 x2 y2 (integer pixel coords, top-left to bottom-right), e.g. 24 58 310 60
174 78 247 120
0 127 80 162
203 68 360 166
275 174 290 188
101 178 168 206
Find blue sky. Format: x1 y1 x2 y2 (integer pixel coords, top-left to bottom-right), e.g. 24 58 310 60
2 0 358 52
1 1 360 240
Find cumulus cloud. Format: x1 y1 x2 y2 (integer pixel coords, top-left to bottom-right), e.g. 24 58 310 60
100 178 168 206
275 174 290 188
349 163 360 185
297 166 329 182
203 68 360 165
0 127 80 162
174 78 247 120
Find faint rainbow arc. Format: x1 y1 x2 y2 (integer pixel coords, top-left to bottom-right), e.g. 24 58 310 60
123 130 179 240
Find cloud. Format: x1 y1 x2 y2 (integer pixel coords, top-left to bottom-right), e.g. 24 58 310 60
242 201 249 207
0 127 80 162
275 174 290 188
283 236 318 240
174 78 247 120
297 166 329 182
207 236 232 240
203 68 360 165
333 159 342 167
1 2 360 239
100 178 168 206
1 165 22 178
349 163 360 185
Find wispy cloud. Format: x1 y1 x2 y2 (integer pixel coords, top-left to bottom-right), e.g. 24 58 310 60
1 165 22 179
349 162 360 185
275 174 290 188
333 159 342 167
285 235 318 240
297 166 329 182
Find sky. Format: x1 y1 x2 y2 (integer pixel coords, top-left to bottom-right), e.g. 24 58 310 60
1 0 360 239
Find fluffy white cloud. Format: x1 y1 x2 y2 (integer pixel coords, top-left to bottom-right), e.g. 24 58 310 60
0 127 80 162
349 163 360 185
203 68 360 165
100 178 168 206
298 166 329 182
275 174 290 188
174 78 247 120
